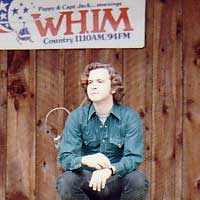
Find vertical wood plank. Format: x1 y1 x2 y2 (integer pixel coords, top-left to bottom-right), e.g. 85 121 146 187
183 0 200 199
6 50 36 200
90 49 123 74
123 0 154 199
152 1 183 199
64 50 87 110
174 1 183 199
36 50 65 200
0 51 7 200
123 47 152 182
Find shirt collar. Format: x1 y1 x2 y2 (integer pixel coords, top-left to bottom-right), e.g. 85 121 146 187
88 103 121 121
110 103 121 120
88 103 96 120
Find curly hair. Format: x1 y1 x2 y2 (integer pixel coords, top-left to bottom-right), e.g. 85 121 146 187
81 62 125 104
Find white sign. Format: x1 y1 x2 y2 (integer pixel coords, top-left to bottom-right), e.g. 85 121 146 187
0 0 146 49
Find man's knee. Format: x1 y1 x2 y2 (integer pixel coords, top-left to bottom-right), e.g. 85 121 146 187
124 170 149 189
56 171 79 199
121 170 149 200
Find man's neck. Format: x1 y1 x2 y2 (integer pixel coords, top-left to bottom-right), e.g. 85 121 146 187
93 97 113 116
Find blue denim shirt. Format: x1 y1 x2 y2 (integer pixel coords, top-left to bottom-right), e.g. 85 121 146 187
58 103 144 177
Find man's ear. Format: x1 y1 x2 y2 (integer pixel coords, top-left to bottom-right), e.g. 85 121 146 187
111 90 116 94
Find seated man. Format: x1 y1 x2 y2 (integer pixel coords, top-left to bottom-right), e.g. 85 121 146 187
56 62 149 200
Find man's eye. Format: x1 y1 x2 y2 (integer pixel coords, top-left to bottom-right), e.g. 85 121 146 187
97 79 104 83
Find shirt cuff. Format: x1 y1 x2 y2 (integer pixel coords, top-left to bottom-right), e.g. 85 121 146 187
67 156 82 170
112 162 125 177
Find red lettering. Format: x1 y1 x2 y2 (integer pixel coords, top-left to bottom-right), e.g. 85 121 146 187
61 10 88 35
99 8 133 32
31 7 133 36
91 9 101 33
31 13 64 37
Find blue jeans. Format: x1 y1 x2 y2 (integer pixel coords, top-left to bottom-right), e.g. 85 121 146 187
56 169 149 200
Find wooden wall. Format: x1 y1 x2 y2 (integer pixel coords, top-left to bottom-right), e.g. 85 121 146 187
0 0 200 199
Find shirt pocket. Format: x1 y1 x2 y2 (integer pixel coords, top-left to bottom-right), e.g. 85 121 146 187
110 137 124 148
106 135 124 157
109 126 125 149
80 124 100 148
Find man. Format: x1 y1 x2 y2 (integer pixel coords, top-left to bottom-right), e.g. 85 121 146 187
56 62 149 200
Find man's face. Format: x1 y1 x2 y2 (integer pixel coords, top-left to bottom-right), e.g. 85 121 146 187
87 68 113 103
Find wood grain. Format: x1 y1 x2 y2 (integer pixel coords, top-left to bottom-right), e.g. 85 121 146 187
90 49 123 74
152 0 183 199
122 1 154 199
64 50 87 110
0 51 7 200
183 0 200 199
6 50 36 200
36 50 65 200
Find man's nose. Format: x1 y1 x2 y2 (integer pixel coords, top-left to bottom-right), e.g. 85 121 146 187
91 85 97 89
91 82 97 89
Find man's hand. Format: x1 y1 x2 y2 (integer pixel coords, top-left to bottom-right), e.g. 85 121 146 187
89 168 112 191
81 153 111 169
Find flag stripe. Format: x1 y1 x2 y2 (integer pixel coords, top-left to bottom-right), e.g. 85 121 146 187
0 29 8 33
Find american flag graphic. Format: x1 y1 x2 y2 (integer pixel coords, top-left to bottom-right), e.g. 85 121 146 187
0 0 13 32
0 0 35 33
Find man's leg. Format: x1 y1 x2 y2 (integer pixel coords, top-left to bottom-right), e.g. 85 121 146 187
120 170 149 200
83 174 122 200
56 170 90 200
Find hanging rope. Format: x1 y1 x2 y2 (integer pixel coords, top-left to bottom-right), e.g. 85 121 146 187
44 97 87 149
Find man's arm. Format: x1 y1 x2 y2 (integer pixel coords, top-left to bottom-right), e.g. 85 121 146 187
58 110 112 171
86 110 143 192
58 112 83 171
81 153 111 169
112 111 144 177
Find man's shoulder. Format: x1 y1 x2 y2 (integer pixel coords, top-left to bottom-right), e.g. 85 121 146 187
70 103 91 118
117 103 138 114
115 104 140 123
116 104 142 130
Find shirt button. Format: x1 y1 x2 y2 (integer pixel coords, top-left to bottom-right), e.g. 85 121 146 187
100 125 103 128
102 140 105 143
104 125 107 128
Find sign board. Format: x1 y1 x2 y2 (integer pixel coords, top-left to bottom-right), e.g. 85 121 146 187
0 0 146 49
